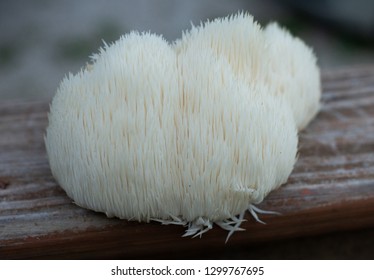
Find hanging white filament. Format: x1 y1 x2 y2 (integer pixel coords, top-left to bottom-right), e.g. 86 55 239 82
45 12 320 240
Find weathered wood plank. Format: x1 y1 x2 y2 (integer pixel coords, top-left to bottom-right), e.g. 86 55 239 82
1 65 374 259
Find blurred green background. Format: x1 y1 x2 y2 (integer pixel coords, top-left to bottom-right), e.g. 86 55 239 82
0 0 373 101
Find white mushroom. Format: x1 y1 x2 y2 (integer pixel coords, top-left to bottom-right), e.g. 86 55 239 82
262 22 321 130
46 32 181 221
174 12 321 130
45 12 319 239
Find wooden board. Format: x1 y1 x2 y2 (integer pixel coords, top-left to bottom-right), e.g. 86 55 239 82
1 65 374 259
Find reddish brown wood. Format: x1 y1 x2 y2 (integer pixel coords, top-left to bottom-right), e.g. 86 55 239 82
1 65 374 259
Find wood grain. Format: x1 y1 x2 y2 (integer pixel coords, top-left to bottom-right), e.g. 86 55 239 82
1 65 374 259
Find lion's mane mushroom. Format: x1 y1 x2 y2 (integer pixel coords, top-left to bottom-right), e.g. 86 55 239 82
45 12 320 240
174 12 321 130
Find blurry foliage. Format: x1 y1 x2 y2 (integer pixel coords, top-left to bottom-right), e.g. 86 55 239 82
56 20 125 62
274 14 374 57
0 42 19 68
277 17 308 36
57 38 95 61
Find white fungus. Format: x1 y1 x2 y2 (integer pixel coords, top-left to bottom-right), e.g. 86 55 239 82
45 12 320 239
174 13 321 130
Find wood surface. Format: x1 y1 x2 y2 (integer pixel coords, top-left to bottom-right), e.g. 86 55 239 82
1 65 374 259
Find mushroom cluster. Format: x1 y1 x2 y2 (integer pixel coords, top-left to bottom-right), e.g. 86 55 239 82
45 12 320 239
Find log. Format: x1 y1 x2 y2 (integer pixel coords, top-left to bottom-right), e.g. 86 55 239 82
1 65 374 259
